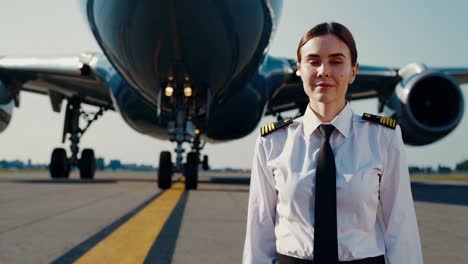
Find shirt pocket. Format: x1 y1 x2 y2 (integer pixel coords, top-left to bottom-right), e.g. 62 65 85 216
336 165 382 208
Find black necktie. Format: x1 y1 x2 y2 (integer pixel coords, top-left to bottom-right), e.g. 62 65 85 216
314 124 338 263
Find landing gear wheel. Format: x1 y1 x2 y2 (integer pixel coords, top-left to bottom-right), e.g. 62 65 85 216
185 152 199 190
50 148 70 179
158 151 173 189
202 155 209 170
79 148 96 179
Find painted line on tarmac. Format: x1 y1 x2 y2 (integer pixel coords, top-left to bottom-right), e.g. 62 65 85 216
74 182 185 264
52 191 164 263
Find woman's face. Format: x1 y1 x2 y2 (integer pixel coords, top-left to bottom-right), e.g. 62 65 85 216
297 34 358 106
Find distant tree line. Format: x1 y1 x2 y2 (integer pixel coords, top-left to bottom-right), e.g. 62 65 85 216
409 159 468 174
0 159 47 170
0 158 156 172
101 159 156 171
3 158 468 174
455 160 468 171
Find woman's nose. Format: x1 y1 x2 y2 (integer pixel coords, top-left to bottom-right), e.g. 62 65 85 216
317 64 330 78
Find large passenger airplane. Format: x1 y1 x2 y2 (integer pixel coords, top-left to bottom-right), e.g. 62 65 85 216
0 0 467 190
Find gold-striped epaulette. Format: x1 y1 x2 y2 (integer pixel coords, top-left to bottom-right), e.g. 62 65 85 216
362 113 397 129
260 118 293 137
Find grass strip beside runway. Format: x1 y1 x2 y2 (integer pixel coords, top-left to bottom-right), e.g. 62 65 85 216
410 173 468 182
74 183 185 264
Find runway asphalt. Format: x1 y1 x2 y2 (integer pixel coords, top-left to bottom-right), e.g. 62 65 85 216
0 171 467 263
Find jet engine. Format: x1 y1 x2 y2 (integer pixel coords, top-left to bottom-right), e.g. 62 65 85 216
0 81 14 133
384 63 464 146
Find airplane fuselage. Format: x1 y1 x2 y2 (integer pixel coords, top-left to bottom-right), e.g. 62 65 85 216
84 0 289 142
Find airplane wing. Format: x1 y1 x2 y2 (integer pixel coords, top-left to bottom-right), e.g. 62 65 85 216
436 68 468 84
0 53 114 112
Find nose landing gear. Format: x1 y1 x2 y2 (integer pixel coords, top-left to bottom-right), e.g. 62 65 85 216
156 87 208 190
156 66 210 190
157 117 207 190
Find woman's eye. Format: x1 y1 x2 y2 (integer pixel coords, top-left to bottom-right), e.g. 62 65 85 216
331 60 342 64
308 60 320 66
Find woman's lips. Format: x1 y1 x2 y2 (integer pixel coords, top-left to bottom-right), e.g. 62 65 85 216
315 83 335 89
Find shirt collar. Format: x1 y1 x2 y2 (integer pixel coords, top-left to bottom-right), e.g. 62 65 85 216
302 102 353 138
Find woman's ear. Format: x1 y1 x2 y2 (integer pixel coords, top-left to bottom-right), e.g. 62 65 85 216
296 62 301 76
349 63 359 84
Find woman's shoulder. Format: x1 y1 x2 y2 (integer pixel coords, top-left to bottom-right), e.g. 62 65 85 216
352 112 399 143
257 117 302 157
353 112 397 128
259 117 301 138
258 117 302 149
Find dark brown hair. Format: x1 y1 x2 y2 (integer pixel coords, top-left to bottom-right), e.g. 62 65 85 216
297 22 358 66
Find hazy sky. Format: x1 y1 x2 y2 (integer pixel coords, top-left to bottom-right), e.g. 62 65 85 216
1 0 468 169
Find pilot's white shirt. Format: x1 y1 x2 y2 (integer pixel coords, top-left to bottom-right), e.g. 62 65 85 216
242 103 423 264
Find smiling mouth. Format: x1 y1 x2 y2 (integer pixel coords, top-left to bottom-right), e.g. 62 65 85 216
315 83 335 89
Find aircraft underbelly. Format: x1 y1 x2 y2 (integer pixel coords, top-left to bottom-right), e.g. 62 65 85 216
85 0 284 141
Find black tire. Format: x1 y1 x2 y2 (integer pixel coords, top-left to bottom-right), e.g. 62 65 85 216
185 152 199 190
158 151 173 189
50 148 70 179
202 155 209 171
79 148 96 179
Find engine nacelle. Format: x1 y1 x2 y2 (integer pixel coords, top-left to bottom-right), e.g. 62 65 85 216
0 81 14 133
384 63 464 146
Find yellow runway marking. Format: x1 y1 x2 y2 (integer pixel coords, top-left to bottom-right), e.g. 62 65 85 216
75 183 185 263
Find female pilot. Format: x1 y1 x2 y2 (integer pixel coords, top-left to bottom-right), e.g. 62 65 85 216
243 22 423 264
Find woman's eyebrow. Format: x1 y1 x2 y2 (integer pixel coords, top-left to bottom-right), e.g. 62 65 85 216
329 53 346 58
303 53 346 59
304 54 320 59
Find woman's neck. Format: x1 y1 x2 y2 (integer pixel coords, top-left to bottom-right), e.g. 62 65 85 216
309 100 347 123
